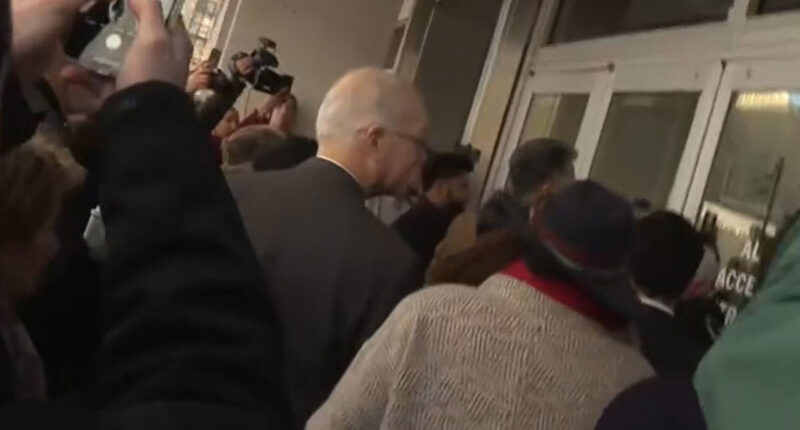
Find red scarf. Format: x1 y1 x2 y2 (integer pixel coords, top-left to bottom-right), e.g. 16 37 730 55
502 259 625 330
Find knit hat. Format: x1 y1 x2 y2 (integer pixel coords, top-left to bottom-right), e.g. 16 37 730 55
532 181 643 322
533 180 636 275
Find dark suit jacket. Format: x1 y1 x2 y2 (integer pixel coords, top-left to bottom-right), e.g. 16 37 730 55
392 199 457 270
228 158 421 428
636 305 711 377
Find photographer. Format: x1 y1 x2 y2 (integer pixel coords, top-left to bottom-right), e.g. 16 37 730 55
2 0 289 428
191 39 294 135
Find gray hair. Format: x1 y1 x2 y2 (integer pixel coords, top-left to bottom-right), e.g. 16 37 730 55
316 67 418 142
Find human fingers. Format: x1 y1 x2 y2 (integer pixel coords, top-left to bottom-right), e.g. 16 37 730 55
128 0 169 41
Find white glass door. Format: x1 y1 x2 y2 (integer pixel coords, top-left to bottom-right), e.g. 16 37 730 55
586 60 723 211
685 58 800 321
485 68 611 195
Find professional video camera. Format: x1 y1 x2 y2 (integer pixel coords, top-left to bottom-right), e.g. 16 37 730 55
191 38 293 132
231 38 294 95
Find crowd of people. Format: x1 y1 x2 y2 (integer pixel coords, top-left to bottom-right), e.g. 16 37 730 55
1 1 800 429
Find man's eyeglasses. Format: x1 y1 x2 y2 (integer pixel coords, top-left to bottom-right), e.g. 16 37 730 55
384 129 430 154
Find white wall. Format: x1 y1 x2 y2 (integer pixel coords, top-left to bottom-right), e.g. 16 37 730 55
221 0 404 136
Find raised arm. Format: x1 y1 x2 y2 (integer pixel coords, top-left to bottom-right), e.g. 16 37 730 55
84 0 288 424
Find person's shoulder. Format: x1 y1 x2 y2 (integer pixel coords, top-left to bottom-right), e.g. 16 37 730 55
478 192 527 233
225 169 283 192
399 284 495 317
225 168 301 213
387 283 540 343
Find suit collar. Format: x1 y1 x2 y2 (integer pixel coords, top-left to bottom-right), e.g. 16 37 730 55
316 156 359 183
303 157 365 200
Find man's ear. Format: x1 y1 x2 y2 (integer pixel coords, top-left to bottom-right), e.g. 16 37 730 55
364 125 383 148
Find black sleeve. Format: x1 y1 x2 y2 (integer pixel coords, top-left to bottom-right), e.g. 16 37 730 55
195 74 246 133
90 82 288 423
195 91 236 133
1 74 40 152
0 341 13 403
0 0 8 60
1 75 65 153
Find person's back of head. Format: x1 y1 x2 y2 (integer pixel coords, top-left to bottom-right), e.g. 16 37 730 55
315 67 429 198
477 138 576 235
222 125 286 168
634 211 705 303
508 138 576 204
477 191 529 235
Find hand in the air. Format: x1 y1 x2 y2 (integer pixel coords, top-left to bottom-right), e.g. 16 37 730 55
58 0 193 114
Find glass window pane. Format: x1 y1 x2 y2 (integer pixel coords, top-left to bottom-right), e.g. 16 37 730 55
183 0 228 66
758 0 800 14
551 0 733 44
589 93 699 208
700 90 800 322
519 94 589 146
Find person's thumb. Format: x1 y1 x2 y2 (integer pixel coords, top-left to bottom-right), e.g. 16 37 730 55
129 0 168 40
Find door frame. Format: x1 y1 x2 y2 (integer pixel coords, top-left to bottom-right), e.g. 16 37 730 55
483 59 723 213
597 60 724 211
684 57 800 219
